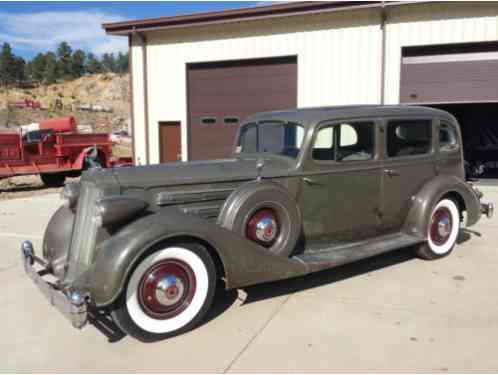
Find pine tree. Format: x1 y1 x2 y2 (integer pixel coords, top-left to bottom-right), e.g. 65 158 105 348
44 52 58 84
30 53 47 82
0 42 15 86
101 53 116 73
71 49 86 78
56 41 73 79
85 53 102 74
116 52 129 74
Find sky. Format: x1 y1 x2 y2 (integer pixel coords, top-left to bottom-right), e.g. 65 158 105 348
0 1 267 60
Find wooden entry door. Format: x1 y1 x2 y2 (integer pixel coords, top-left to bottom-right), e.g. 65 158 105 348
159 122 181 163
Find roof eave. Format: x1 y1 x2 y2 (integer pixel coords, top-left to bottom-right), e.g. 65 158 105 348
103 1 396 36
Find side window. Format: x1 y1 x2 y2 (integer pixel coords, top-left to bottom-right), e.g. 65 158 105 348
238 123 258 153
312 126 335 161
312 122 374 161
386 120 432 158
337 122 374 161
439 122 458 152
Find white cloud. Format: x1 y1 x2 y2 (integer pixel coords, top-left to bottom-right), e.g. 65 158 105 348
0 10 128 56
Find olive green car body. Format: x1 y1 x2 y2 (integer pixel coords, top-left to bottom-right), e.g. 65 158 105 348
23 105 490 329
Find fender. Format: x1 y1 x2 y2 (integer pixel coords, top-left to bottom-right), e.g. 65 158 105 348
88 207 307 307
402 175 481 239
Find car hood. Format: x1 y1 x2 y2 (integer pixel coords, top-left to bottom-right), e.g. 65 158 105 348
111 157 295 190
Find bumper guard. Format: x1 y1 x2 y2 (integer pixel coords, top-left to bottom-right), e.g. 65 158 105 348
481 202 494 219
21 241 88 329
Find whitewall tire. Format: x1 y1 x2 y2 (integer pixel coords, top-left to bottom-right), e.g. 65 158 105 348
111 242 217 342
415 199 460 260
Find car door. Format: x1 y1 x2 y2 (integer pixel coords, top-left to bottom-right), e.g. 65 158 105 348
380 118 437 232
296 119 382 244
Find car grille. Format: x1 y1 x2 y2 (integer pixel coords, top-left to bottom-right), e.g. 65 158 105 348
64 181 102 284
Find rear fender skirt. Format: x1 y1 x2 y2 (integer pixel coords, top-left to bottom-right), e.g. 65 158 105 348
89 207 307 307
403 175 481 239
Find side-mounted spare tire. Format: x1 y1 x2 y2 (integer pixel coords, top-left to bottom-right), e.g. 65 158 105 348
217 180 302 257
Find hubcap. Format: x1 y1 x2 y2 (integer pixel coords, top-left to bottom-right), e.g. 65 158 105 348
430 207 453 245
246 209 279 247
138 259 196 319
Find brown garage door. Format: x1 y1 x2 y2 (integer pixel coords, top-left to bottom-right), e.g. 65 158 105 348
400 42 498 104
187 56 297 160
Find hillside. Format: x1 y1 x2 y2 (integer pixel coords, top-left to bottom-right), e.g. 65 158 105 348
0 73 130 133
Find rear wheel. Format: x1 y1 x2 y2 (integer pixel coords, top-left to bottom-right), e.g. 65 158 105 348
40 173 66 187
415 198 460 260
111 242 217 342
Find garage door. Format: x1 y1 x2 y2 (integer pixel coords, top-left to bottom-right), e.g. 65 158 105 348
400 42 498 104
187 56 297 160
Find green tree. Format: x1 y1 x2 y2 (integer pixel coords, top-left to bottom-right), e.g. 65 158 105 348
101 53 116 73
56 41 73 79
71 49 86 78
116 52 129 74
0 42 15 86
85 53 102 74
44 52 58 84
30 53 47 82
11 56 26 84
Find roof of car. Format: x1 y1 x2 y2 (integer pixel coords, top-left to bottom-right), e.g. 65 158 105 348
245 105 456 126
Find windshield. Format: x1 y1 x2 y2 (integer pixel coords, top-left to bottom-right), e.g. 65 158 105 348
236 121 305 159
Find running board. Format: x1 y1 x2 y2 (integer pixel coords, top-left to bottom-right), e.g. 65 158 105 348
293 233 423 273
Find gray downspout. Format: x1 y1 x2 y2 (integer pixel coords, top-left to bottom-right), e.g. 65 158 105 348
380 1 387 105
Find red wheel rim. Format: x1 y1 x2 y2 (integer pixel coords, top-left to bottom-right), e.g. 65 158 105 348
246 208 279 247
430 207 453 245
138 259 196 319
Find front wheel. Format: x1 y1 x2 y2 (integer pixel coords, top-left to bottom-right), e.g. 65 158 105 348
415 198 460 260
111 243 217 342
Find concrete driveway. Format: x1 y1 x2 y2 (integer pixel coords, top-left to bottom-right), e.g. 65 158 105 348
1 186 498 372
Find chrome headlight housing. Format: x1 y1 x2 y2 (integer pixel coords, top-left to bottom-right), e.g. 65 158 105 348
60 182 81 209
93 196 149 227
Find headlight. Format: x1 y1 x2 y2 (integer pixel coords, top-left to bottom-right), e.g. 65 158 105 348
60 182 80 209
93 196 149 227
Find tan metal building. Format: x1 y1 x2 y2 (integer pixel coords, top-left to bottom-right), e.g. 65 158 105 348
104 1 498 167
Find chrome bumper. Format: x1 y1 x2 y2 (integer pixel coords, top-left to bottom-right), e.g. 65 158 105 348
21 241 88 329
481 202 494 219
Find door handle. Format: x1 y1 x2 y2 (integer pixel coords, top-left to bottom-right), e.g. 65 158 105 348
302 177 319 186
384 169 399 177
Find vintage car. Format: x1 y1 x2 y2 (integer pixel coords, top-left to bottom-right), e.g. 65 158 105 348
22 105 493 342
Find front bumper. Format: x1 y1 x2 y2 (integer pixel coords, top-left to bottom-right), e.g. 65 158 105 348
21 241 88 329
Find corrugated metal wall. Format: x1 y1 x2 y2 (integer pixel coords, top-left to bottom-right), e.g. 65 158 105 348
384 2 498 104
131 2 498 164
132 8 382 164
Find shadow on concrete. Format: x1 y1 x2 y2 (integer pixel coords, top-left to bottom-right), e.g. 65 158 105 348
87 228 483 343
457 228 481 245
87 306 126 343
243 246 417 305
0 184 50 194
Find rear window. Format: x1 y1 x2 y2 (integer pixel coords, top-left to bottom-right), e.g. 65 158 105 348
386 120 432 158
439 122 458 152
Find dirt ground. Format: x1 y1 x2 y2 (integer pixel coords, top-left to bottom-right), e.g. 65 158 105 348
0 175 79 201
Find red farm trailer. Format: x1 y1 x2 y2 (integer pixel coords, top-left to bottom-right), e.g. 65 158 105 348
0 116 132 187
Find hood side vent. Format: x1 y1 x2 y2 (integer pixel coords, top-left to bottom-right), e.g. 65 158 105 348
156 188 234 206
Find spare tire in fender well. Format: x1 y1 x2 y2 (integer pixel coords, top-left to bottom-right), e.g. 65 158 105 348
217 180 302 257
